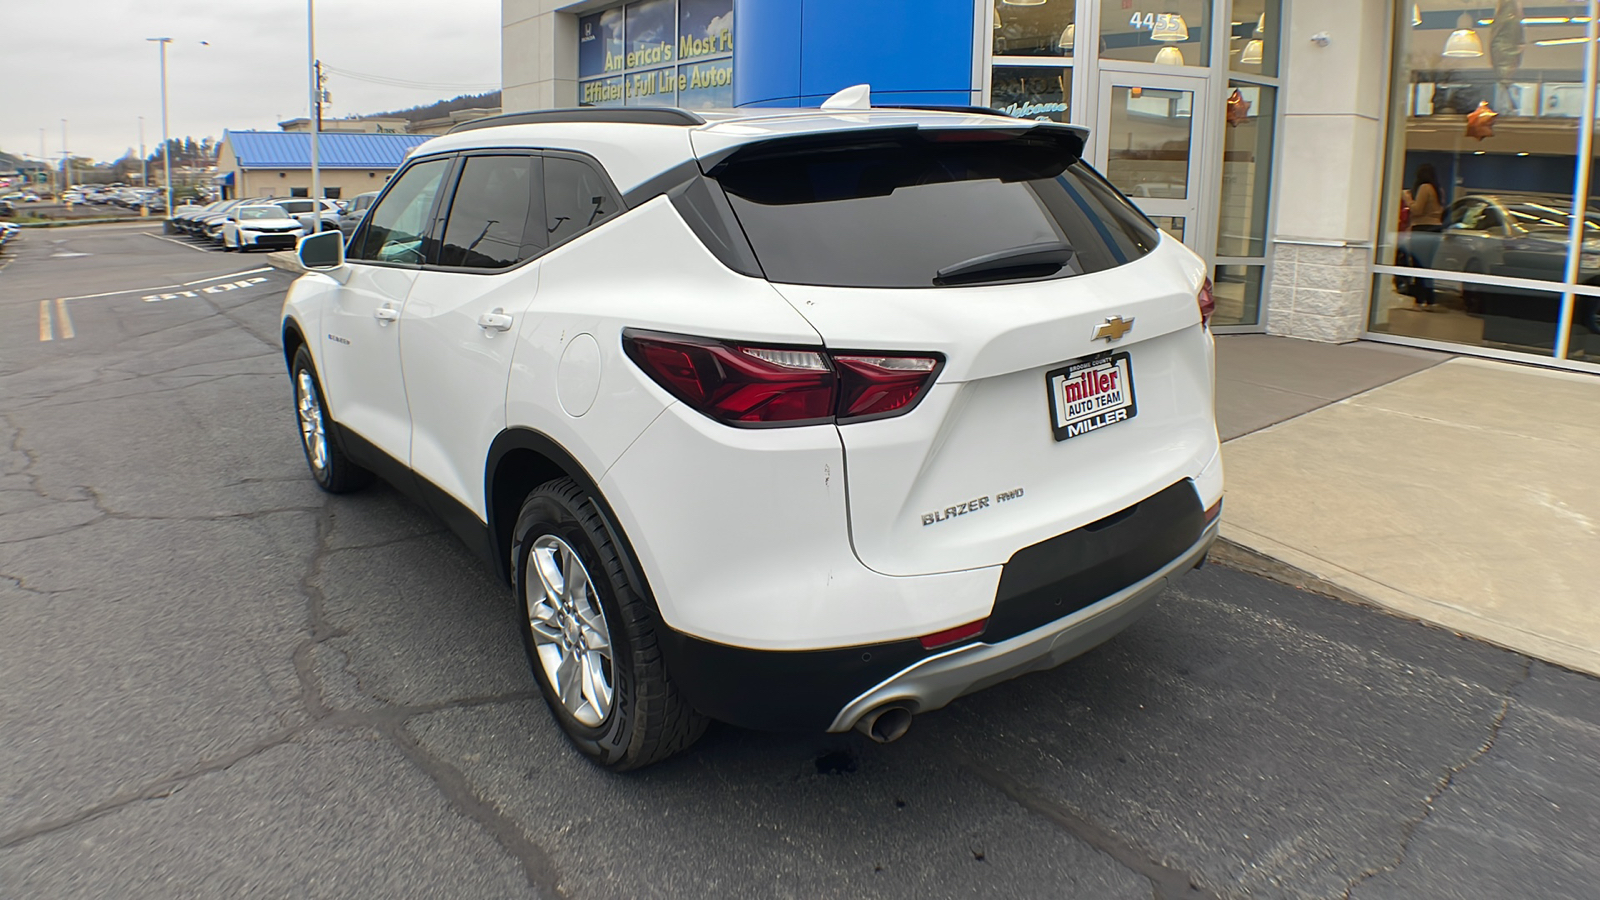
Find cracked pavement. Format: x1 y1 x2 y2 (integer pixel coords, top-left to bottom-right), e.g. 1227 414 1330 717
2 223 1597 898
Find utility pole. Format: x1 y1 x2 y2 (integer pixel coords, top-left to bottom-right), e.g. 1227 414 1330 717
147 37 174 218
315 60 325 132
61 119 70 196
307 0 321 228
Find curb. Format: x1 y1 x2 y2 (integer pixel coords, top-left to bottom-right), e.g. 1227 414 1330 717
1208 538 1378 611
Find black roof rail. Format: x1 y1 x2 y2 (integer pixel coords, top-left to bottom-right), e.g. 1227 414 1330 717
886 104 1012 117
447 107 708 134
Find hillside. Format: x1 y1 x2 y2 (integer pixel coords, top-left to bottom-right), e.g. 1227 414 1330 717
370 91 501 123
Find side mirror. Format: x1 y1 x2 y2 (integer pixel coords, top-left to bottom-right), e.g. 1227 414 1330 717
297 229 345 271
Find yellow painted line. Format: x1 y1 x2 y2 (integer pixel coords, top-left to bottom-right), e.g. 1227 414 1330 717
38 299 52 342
54 298 74 339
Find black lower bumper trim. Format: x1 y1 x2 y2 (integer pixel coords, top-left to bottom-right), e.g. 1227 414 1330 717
656 629 932 733
986 479 1204 643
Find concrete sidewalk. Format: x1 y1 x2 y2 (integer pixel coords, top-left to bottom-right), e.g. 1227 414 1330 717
1214 335 1600 677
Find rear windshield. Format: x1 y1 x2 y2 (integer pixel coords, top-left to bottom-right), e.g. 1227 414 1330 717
713 129 1159 288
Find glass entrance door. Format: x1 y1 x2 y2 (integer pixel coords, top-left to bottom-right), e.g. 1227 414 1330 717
1093 72 1213 255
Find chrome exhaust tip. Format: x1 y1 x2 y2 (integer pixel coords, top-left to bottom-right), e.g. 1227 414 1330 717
854 704 913 743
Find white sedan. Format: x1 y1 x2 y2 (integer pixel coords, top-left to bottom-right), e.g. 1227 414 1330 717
222 204 305 252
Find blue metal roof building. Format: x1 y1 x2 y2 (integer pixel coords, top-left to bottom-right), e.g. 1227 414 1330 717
221 130 431 170
216 130 432 200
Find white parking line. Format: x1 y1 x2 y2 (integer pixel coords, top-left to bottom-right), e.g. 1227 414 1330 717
58 284 182 302
38 300 51 342
183 267 271 286
144 233 210 253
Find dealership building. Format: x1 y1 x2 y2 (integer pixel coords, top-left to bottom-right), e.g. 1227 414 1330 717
503 0 1600 371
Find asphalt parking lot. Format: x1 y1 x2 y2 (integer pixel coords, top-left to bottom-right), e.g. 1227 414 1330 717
1 223 1597 899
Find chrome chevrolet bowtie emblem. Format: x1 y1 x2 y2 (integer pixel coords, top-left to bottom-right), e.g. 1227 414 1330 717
1092 316 1135 342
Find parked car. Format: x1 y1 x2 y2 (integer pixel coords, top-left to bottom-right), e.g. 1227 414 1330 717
21 192 39 203
337 191 380 239
192 199 251 237
0 221 19 245
273 197 342 234
0 199 14 218
221 204 304 251
281 102 1223 770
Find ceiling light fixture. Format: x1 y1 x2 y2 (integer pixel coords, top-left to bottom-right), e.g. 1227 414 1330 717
1240 38 1264 64
1000 0 1047 6
1151 14 1189 41
1155 45 1186 64
1059 23 1075 50
1443 13 1485 57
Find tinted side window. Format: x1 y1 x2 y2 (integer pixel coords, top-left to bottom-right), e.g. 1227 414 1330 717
438 155 539 269
544 157 620 246
350 158 450 265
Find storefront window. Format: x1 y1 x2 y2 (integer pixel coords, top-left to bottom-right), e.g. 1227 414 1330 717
1225 0 1279 77
578 0 732 109
1218 82 1275 258
1097 0 1210 67
993 0 1075 57
991 66 1072 122
1373 0 1588 356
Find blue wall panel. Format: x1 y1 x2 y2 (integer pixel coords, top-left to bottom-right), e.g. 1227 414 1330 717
734 0 976 107
798 0 974 98
733 0 803 108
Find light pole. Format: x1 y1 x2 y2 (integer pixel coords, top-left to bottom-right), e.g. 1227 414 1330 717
307 0 321 231
139 117 148 188
38 128 48 195
147 37 174 218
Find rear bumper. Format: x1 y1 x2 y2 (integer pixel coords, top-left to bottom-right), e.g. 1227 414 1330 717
827 518 1217 732
657 503 1217 733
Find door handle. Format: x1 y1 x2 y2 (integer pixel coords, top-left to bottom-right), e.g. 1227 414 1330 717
478 308 513 332
373 304 400 323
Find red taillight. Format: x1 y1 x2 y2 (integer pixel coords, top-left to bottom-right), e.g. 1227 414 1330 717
1197 277 1216 327
624 332 834 425
624 330 940 427
919 618 987 650
832 355 940 421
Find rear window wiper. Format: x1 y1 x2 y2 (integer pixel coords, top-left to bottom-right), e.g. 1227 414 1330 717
933 241 1074 286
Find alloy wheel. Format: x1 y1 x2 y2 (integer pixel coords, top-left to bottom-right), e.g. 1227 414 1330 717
525 534 614 727
295 369 328 474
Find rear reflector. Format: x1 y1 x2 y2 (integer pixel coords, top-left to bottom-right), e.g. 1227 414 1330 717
623 329 941 427
1204 499 1222 525
919 618 987 650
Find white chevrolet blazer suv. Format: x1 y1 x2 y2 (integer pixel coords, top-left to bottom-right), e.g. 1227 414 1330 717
281 99 1223 770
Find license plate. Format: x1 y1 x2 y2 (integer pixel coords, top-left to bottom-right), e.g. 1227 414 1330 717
1046 352 1137 442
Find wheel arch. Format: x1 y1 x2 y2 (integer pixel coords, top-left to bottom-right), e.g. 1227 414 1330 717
281 317 308 372
485 429 647 595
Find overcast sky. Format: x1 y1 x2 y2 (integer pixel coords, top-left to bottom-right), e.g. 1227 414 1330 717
3 0 501 164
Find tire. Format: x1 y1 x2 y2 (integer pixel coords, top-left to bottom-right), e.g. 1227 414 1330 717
511 478 706 770
290 345 373 493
